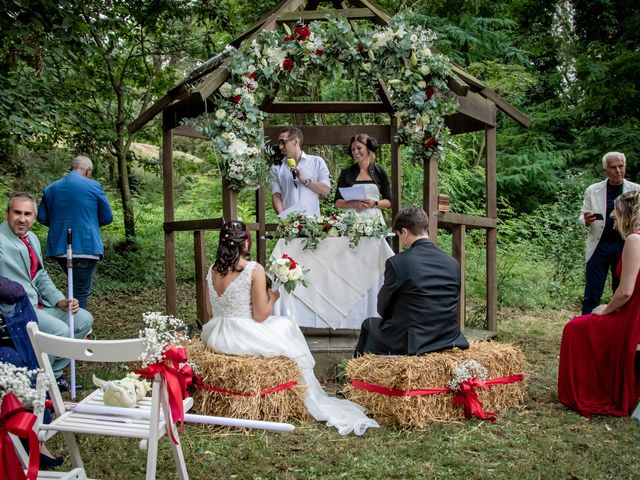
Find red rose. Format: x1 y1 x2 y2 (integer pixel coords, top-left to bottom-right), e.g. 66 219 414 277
423 137 438 150
295 25 311 41
232 95 242 103
247 72 257 80
357 44 365 53
283 57 294 71
297 225 302 232
324 222 331 230
331 215 337 220
284 34 295 41
244 82 255 91
315 49 324 56
426 86 435 101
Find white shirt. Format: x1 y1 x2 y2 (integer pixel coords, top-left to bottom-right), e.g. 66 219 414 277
270 151 330 217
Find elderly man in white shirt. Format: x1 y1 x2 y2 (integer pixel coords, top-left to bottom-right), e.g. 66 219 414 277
579 151 640 314
270 127 331 217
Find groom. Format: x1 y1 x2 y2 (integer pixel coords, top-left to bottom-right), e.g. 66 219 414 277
355 206 469 356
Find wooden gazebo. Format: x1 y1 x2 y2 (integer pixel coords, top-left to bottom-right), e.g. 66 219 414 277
128 0 529 336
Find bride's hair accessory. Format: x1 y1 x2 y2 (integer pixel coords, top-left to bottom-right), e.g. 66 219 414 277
214 220 252 275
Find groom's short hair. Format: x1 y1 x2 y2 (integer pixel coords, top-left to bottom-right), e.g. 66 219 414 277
393 206 429 235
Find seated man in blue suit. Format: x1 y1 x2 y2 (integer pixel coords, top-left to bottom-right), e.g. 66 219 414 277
355 206 469 356
0 192 93 390
37 155 113 309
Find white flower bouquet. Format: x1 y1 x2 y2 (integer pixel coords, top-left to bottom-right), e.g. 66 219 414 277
0 362 48 414
138 312 189 368
268 254 310 294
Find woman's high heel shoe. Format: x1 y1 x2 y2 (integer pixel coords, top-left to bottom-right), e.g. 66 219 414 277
39 453 64 469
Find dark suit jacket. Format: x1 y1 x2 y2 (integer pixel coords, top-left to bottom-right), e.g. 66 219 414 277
377 237 468 354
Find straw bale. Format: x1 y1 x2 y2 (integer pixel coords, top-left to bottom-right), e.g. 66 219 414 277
186 342 309 424
343 341 526 427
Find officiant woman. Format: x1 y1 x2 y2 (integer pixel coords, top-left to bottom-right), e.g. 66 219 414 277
334 133 392 220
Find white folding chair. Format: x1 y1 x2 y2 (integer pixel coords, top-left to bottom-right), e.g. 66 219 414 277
10 434 87 479
27 322 193 480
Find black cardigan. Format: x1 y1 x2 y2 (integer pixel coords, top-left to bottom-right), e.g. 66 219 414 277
334 163 392 203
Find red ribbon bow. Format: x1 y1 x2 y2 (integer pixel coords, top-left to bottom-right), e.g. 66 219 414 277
135 346 192 444
0 392 39 480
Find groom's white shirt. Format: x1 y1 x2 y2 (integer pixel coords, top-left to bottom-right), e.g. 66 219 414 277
579 178 640 261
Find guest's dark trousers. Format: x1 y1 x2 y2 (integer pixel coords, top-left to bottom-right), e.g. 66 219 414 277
355 317 392 357
582 240 623 314
56 257 98 310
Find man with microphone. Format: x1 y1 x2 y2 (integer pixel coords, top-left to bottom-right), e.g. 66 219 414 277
270 127 331 217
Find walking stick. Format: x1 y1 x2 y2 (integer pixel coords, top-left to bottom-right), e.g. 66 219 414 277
66 229 76 400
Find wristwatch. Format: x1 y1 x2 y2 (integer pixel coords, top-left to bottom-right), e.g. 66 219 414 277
304 178 312 186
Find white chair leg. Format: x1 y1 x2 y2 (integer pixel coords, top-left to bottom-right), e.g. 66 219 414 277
169 431 189 480
62 431 85 469
145 379 162 480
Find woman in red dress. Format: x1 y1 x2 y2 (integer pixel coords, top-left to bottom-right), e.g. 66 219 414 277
559 190 640 416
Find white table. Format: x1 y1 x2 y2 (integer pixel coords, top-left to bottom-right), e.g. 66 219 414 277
271 237 394 329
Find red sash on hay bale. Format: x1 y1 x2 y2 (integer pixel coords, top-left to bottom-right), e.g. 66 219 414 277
351 374 524 421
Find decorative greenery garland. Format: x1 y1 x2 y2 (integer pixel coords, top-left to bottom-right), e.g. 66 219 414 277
192 13 458 191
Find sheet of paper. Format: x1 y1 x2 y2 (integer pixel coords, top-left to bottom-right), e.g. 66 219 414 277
338 184 379 201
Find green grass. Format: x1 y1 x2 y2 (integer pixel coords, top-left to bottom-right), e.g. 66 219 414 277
43 288 640 480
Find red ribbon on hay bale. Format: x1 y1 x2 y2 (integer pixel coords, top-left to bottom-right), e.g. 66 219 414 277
351 374 524 421
195 381 298 397
0 392 40 480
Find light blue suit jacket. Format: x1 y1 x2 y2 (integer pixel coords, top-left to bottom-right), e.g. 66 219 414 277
0 221 65 308
37 171 113 257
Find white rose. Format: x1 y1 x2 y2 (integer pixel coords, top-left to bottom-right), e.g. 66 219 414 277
288 268 302 281
327 227 339 237
417 80 427 89
215 109 226 120
277 273 289 283
420 65 431 75
421 48 432 57
220 82 233 97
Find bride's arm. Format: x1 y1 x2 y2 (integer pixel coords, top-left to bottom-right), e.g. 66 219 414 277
251 264 280 322
205 284 212 319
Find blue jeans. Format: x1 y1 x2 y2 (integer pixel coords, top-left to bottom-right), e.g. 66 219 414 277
582 241 624 314
56 258 98 310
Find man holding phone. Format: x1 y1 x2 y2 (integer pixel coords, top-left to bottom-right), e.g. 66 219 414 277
579 152 640 314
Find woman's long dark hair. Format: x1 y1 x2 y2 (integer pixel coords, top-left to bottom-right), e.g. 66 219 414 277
213 220 251 276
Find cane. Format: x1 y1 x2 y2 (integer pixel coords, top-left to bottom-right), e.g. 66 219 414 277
66 229 76 400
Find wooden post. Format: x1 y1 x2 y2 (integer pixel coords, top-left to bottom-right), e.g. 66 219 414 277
452 224 466 331
221 178 238 221
162 115 177 316
256 186 266 265
390 120 401 252
423 155 439 243
486 125 497 332
194 231 208 327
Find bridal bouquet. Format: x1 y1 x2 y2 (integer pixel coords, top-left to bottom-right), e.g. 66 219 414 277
268 254 310 294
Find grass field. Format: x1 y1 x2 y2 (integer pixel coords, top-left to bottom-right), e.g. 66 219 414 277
45 286 640 480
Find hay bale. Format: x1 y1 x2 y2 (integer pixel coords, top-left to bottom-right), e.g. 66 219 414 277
343 341 526 427
186 342 309 424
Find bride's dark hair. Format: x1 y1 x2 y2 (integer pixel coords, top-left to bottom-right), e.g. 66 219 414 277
213 220 251 276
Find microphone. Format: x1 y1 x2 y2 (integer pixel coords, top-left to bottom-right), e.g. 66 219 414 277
288 158 298 188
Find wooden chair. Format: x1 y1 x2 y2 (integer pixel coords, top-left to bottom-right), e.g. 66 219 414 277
27 322 193 480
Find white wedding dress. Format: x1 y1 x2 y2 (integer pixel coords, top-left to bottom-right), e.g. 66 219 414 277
201 261 379 435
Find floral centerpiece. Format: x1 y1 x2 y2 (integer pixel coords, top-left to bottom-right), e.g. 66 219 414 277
274 210 390 250
190 13 457 191
268 254 309 294
138 311 189 369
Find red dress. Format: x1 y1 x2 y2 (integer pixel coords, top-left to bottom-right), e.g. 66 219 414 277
558 260 640 416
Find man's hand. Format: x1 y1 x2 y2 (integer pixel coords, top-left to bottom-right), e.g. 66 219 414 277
583 211 597 226
57 298 80 314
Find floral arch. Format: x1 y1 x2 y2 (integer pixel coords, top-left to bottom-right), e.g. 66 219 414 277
192 14 458 191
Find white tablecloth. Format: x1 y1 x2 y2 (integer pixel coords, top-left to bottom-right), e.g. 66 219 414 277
271 237 394 329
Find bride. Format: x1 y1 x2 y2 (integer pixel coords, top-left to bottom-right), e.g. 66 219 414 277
201 220 379 435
